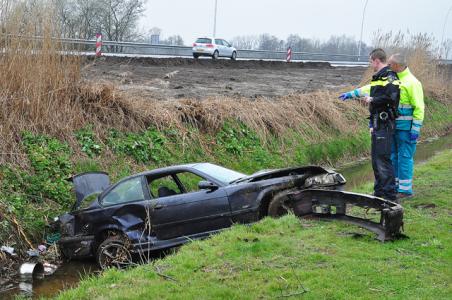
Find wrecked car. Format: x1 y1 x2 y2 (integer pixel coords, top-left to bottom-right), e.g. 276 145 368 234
54 163 403 269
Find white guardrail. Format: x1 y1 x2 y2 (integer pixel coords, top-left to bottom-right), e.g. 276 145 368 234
4 35 452 65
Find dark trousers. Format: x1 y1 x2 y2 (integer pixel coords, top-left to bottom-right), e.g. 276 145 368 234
371 121 396 200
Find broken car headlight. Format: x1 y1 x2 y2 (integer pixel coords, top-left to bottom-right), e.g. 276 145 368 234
305 173 345 187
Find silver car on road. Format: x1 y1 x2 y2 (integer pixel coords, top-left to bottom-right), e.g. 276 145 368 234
192 37 237 60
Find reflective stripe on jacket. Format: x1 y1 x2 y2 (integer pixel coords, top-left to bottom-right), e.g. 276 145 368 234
352 67 400 128
395 68 424 131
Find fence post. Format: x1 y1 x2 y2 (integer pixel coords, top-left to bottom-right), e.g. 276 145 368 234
286 47 292 62
95 33 102 57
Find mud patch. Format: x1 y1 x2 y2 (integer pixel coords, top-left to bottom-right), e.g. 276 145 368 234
83 57 366 100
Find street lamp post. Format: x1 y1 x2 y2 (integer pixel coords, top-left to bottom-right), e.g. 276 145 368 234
440 5 452 58
358 0 369 61
213 0 218 38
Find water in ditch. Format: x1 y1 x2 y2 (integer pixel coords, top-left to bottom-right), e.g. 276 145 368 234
1 260 99 299
1 134 450 299
339 134 452 190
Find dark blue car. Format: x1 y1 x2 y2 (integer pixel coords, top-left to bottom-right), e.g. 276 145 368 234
56 163 403 269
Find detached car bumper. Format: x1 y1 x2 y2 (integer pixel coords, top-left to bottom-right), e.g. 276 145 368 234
287 189 404 241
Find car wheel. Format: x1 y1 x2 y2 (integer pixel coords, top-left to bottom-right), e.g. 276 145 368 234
96 235 133 270
212 50 219 60
193 54 199 59
267 192 291 217
231 51 237 60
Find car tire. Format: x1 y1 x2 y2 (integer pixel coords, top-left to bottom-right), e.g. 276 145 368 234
231 51 237 60
212 50 219 60
193 54 199 59
267 191 291 217
96 235 133 270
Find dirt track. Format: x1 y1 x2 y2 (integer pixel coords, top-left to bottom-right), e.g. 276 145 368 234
83 57 367 100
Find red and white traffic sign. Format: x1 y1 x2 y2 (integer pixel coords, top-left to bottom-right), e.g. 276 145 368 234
286 47 292 62
95 33 102 57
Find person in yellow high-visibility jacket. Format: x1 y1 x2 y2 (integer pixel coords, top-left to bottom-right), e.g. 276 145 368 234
388 53 425 199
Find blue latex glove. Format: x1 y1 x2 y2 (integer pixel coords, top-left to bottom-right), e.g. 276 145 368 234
338 92 353 101
409 131 419 141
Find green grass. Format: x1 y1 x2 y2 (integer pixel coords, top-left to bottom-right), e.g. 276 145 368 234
54 149 452 300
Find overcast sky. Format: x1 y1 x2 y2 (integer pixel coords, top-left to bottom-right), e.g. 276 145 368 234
139 0 452 45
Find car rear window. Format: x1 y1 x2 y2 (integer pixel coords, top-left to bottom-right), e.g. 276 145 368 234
196 38 212 44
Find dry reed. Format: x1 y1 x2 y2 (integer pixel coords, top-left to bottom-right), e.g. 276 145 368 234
0 7 450 167
0 2 367 165
361 31 452 102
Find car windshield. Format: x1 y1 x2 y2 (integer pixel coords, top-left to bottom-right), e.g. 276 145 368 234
195 38 212 44
192 163 246 184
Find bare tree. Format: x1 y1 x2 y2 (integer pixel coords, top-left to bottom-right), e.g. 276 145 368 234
230 35 259 50
442 38 452 59
258 33 284 51
285 34 315 52
55 0 103 39
161 35 184 46
229 33 367 55
98 0 145 42
54 0 145 43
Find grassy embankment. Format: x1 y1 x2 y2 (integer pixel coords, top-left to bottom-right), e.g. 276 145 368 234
55 149 452 300
0 97 450 250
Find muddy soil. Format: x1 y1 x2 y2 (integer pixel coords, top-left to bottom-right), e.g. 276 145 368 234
82 57 366 100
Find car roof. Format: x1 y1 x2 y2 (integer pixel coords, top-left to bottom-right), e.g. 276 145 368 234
196 37 226 40
119 162 213 181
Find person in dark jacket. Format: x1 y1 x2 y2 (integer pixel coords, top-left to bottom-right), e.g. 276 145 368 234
339 49 400 202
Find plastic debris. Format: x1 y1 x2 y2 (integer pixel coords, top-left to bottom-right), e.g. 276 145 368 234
46 232 61 244
20 262 44 280
43 262 58 276
1 245 16 256
38 245 47 253
26 249 40 257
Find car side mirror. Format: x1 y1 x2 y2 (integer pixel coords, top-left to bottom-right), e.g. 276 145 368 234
198 180 218 191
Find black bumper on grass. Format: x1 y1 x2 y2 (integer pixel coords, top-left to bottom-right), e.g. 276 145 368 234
287 189 404 241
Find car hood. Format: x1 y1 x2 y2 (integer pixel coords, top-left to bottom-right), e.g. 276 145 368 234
234 165 332 183
69 172 110 210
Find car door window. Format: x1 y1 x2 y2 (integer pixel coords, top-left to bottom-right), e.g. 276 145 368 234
222 40 231 47
175 172 206 193
215 39 223 45
102 177 145 206
149 175 182 198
